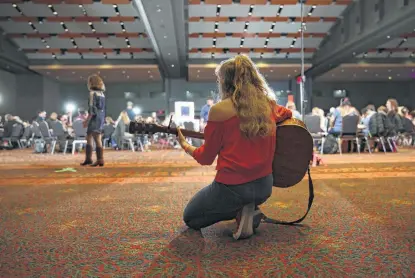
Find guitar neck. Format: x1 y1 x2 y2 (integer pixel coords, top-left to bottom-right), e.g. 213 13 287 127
166 128 205 139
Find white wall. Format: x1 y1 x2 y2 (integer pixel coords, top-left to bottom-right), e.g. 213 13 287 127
0 69 17 115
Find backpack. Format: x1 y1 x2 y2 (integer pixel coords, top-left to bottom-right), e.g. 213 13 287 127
322 134 339 154
34 139 45 153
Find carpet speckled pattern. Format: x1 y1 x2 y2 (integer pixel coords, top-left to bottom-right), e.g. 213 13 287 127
0 149 414 277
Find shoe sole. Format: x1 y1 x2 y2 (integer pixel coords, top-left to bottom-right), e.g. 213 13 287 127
253 211 264 231
233 203 255 240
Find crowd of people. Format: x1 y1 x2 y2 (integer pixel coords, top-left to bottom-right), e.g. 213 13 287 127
0 100 178 152
1 94 414 154
291 98 415 153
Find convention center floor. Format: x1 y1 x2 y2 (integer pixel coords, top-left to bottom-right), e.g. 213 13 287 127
0 149 414 277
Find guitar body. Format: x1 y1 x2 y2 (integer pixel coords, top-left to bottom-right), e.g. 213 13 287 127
273 118 313 188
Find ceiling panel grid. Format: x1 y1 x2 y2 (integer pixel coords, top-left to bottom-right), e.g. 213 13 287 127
0 1 154 61
187 1 352 60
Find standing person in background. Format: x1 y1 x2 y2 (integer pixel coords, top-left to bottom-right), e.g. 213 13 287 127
200 98 214 131
80 74 106 167
151 112 160 124
286 101 302 120
125 101 135 121
36 111 47 123
75 108 88 122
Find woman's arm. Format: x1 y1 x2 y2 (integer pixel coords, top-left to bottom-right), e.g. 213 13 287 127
178 105 224 165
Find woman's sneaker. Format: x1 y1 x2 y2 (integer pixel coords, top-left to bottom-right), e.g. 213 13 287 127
233 203 255 240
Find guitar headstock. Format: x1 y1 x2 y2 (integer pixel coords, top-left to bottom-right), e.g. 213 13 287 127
129 121 171 135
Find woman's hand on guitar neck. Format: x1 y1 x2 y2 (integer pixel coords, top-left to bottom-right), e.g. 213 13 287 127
177 127 197 156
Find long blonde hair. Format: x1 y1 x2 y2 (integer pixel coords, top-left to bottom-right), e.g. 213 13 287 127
215 55 274 138
119 111 130 125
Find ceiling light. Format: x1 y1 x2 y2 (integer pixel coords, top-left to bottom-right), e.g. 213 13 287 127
157 8 162 12
214 28 218 32
217 4 221 8
150 75 153 78
126 76 130 79
244 29 247 32
308 12 312 16
250 5 254 8
53 11 57 15
197 70 200 73
12 4 17 7
79 4 83 8
312 5 316 8
28 22 32 25
92 29 96 32
127 45 131 48
168 53 171 55
248 12 252 16
269 29 273 32
171 64 174 67
387 35 390 39
46 45 50 48
364 69 368 72
113 4 117 8
88 22 92 25
164 35 167 38
122 71 126 74
197 75 199 78
65 29 68 32
279 5 284 8
48 4 52 8
388 76 392 80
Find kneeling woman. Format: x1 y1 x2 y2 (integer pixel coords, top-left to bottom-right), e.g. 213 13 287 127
81 74 106 167
176 55 292 239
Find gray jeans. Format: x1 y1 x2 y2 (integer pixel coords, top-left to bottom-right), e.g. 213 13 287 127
183 174 273 230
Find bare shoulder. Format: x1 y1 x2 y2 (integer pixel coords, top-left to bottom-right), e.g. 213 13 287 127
208 99 237 122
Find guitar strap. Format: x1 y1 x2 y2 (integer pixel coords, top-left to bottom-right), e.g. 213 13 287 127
262 167 314 225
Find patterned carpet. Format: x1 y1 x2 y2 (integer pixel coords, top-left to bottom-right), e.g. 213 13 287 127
0 149 414 277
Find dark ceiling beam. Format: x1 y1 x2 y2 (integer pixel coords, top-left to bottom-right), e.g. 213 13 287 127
0 29 31 73
28 59 158 66
132 0 186 78
348 58 415 64
188 58 313 66
307 0 415 78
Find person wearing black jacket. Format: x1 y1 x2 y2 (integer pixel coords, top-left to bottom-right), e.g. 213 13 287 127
386 99 404 136
366 106 385 137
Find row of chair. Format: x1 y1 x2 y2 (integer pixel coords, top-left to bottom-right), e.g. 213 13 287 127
304 115 413 155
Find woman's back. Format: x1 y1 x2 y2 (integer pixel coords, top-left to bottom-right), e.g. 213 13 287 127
193 99 291 185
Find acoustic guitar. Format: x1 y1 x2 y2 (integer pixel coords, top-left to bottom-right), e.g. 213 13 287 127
129 117 314 225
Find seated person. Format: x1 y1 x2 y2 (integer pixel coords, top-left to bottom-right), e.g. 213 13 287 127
112 111 134 150
328 98 358 135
